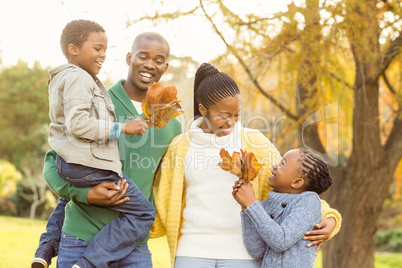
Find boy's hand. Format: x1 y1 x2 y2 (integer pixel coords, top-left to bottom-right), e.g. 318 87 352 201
122 117 150 136
303 217 336 255
87 179 130 206
232 179 256 210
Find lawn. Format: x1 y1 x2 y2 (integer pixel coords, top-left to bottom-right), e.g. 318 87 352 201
1 215 401 268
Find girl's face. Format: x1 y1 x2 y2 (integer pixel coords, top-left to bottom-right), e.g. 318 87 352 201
199 94 241 137
268 149 304 193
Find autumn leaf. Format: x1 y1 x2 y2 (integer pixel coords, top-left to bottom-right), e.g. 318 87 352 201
141 82 184 129
218 148 264 183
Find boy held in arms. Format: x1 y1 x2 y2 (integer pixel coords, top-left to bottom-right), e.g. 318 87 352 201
233 149 333 268
32 19 155 268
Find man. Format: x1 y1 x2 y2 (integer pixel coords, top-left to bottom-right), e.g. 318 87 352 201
32 32 182 268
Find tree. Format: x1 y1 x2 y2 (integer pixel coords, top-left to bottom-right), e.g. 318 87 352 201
0 60 50 169
19 157 49 220
134 0 402 267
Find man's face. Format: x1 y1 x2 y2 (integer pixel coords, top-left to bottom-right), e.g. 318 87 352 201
126 38 169 92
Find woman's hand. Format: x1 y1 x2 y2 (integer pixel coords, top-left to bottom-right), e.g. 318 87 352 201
87 179 130 206
232 179 256 211
303 217 336 255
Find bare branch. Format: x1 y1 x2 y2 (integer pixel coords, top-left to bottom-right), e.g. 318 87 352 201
127 7 199 27
384 113 402 167
327 70 354 89
373 31 402 82
382 73 396 95
199 0 299 121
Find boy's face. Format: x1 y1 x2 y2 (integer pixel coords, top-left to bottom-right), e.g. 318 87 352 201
126 38 169 92
268 149 302 193
69 31 108 76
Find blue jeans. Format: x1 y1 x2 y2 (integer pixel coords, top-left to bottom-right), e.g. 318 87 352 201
58 232 153 268
174 257 262 268
36 198 68 255
50 155 155 267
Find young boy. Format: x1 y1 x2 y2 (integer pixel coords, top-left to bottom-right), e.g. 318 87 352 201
233 148 333 267
32 19 155 268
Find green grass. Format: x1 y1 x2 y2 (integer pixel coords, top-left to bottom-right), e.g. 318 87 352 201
1 215 402 268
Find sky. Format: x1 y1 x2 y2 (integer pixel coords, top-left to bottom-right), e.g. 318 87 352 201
0 0 291 82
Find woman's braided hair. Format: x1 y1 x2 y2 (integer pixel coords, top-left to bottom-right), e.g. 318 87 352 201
193 63 240 119
60 19 105 59
298 149 332 194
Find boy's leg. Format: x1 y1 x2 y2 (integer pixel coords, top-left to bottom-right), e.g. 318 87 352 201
75 172 155 268
114 243 153 268
31 198 68 268
55 156 155 268
57 232 89 268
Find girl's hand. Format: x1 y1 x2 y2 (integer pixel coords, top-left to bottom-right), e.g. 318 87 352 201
121 117 150 136
303 217 336 255
232 179 256 210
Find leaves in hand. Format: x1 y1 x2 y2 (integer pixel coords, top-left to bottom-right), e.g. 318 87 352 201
218 148 264 183
141 82 184 129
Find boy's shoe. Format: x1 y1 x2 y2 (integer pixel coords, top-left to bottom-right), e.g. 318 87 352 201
31 242 54 268
31 257 47 268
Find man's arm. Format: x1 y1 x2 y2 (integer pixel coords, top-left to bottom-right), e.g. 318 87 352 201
43 148 89 203
43 148 128 205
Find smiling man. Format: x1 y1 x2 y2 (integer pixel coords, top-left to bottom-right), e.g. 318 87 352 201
33 32 182 268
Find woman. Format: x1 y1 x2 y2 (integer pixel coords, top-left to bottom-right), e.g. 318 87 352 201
151 63 341 268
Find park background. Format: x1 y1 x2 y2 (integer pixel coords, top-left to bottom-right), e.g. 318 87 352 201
1 0 402 267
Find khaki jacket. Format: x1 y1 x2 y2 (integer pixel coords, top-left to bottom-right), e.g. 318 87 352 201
48 64 122 176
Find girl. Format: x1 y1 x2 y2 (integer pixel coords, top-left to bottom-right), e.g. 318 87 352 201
233 149 333 267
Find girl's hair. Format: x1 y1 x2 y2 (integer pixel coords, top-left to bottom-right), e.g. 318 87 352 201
298 149 332 194
60 19 105 58
193 63 240 119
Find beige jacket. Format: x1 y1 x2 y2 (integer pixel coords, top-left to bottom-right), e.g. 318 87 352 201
48 64 122 177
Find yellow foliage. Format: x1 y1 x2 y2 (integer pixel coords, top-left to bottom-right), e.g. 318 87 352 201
0 160 22 196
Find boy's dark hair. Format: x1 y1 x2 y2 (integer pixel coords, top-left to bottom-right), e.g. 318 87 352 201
132 32 170 58
60 19 105 58
193 63 240 119
298 149 332 194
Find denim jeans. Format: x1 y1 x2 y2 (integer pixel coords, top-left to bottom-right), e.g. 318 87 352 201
36 198 68 257
58 232 153 268
174 257 262 268
53 154 155 268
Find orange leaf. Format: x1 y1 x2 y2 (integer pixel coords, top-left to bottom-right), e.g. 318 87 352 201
141 82 184 129
218 148 264 183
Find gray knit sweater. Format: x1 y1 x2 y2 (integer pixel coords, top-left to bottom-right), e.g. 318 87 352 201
241 190 321 267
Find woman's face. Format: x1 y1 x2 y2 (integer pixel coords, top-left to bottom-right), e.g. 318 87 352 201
199 94 241 137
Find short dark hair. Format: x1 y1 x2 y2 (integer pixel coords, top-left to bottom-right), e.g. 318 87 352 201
298 149 332 194
131 32 170 58
193 63 240 119
60 19 105 58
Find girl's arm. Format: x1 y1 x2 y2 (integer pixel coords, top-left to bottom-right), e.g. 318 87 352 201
303 199 342 254
244 194 322 253
241 212 267 259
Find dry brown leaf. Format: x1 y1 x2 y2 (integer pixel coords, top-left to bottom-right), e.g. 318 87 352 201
218 148 264 183
141 82 184 129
